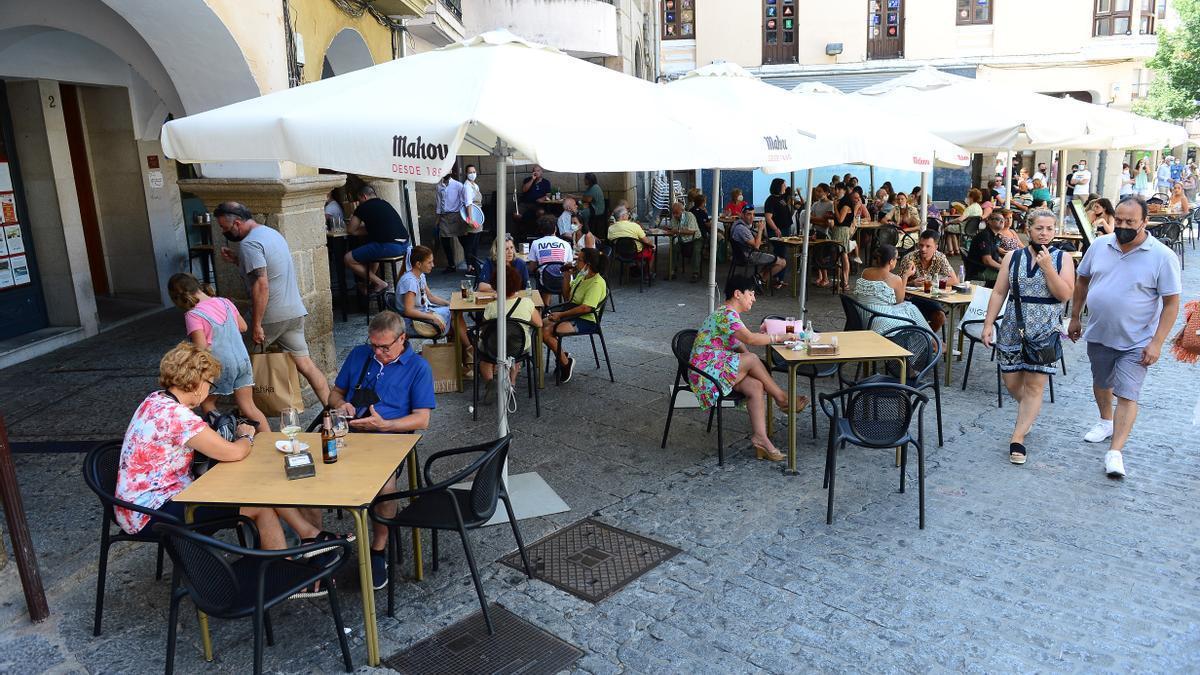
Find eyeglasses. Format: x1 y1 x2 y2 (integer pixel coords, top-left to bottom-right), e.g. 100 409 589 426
368 334 402 352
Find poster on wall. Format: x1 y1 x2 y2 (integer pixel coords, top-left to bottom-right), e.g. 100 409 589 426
4 224 24 254
0 162 11 192
1 192 15 223
10 254 29 286
0 257 13 289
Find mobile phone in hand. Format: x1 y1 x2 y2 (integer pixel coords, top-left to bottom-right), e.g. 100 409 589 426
1030 242 1045 254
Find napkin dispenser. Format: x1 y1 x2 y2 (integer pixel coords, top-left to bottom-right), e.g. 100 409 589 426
284 451 317 480
808 343 839 356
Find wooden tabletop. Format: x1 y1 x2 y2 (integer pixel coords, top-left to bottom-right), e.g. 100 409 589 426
645 228 671 236
327 230 351 239
905 283 978 305
770 330 912 363
449 289 544 312
174 432 419 509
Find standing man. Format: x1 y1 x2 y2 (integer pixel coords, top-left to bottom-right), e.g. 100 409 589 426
1068 196 1181 478
216 201 331 405
518 164 552 237
1156 156 1174 195
346 185 409 293
1032 162 1048 186
1069 159 1091 197
434 167 467 274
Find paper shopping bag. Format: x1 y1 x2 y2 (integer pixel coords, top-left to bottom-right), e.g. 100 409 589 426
251 350 304 415
421 343 459 394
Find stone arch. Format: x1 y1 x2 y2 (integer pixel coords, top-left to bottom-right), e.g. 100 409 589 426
323 28 376 78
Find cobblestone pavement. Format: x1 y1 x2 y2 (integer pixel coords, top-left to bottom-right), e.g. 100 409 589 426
1 249 1198 674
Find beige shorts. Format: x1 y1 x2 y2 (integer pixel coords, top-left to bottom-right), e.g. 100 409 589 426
261 316 309 356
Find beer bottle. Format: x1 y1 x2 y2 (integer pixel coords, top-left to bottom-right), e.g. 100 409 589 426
321 407 338 464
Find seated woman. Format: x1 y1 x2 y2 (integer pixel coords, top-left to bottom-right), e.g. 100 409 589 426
477 234 530 294
897 231 958 332
115 343 348 591
1169 183 1191 214
854 244 931 334
944 188 984 256
689 275 807 463
541 248 609 384
1086 197 1115 236
478 263 542 402
994 210 1023 253
398 245 470 364
882 191 922 231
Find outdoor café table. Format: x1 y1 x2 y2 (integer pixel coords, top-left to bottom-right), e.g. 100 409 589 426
769 236 809 297
174 431 422 667
766 331 911 474
644 227 674 280
905 283 978 386
450 290 545 391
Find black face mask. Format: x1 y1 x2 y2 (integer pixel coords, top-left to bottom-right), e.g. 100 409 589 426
1114 227 1139 245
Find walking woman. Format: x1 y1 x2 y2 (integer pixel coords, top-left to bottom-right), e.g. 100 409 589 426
982 209 1075 465
688 275 807 462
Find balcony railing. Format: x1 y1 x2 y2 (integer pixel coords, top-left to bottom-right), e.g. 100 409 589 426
441 0 461 21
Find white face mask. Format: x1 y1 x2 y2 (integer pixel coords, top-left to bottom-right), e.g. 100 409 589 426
467 172 477 181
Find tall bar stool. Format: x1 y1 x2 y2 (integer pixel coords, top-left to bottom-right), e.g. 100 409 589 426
367 253 407 324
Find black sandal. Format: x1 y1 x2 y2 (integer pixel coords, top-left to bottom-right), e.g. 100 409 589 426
288 578 329 599
299 530 354 558
1009 443 1027 465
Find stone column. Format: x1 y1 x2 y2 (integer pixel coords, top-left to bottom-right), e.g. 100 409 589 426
177 175 347 376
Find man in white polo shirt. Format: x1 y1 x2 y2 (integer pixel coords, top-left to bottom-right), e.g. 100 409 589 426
1068 196 1181 478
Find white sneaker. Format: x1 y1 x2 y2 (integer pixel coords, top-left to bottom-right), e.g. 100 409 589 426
1084 420 1114 443
1104 450 1126 478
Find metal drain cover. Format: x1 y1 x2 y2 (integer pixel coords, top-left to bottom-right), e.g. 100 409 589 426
383 604 581 675
498 518 681 603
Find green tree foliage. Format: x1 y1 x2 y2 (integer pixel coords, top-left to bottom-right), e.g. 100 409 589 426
1134 0 1200 121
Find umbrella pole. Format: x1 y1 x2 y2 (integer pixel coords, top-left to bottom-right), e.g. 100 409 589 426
920 170 930 225
494 142 509 436
869 166 875 197
708 168 721 314
798 169 813 321
1005 149 1013 211
1057 149 1068 232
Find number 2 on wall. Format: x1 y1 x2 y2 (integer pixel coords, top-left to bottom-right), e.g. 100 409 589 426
47 95 56 108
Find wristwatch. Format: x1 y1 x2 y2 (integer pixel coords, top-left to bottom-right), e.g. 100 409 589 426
235 433 254 443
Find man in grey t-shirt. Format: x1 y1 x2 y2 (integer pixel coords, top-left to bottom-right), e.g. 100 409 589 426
1068 196 1180 479
216 201 330 405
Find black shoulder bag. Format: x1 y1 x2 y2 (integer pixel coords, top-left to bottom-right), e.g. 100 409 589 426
1010 248 1063 366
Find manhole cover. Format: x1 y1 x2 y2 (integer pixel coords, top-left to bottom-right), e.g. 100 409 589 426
383 604 581 675
498 518 681 603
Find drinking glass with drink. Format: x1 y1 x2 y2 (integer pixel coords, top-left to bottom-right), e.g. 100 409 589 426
280 408 301 454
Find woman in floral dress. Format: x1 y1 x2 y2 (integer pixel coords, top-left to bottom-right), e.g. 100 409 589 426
982 210 1075 466
688 275 807 461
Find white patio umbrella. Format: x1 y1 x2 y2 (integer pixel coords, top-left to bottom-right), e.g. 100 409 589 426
163 31 807 439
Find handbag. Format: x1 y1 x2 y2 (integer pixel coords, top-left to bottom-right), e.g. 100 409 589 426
1010 248 1063 366
250 346 304 416
1171 299 1200 364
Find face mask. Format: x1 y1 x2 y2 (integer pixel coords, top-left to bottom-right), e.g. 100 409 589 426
1114 227 1139 244
467 172 477 181
222 226 245 242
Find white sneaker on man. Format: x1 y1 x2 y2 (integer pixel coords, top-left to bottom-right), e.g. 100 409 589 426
1104 450 1126 478
1084 419 1114 443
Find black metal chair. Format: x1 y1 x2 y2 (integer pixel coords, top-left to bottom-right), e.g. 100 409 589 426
369 437 532 634
610 237 650 291
471 314 540 419
959 318 1063 408
819 382 929 529
383 291 448 342
925 216 943 233
543 291 615 383
809 241 846 294
82 441 250 637
727 239 769 294
536 261 565 305
838 294 920 333
661 329 745 465
155 522 353 675
959 215 983 253
762 315 839 438
839 324 944 447
1155 220 1186 270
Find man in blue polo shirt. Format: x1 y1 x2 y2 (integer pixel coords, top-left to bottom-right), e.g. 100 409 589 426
328 310 435 588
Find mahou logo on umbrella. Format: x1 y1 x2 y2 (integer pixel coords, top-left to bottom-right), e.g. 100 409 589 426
392 135 450 161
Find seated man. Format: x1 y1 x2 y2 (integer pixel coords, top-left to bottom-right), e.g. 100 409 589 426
963 213 1005 287
607 206 655 270
329 310 435 590
346 185 410 293
898 230 959 331
541 248 609 384
529 215 573 304
730 204 786 289
667 202 702 282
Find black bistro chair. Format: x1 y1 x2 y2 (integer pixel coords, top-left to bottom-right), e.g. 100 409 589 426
610 237 651 291
471 314 541 419
543 292 615 383
383 291 449 343
839 294 919 333
809 241 846 294
537 261 566 305
819 382 929 529
839 324 944 447
369 436 532 634
727 239 770 294
82 441 251 637
661 329 745 465
762 314 839 438
155 522 354 675
959 318 1064 408
1155 219 1186 270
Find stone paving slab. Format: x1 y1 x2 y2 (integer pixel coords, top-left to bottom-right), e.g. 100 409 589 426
2 257 1199 673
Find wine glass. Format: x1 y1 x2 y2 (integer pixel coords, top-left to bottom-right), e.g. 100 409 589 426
332 412 349 451
280 408 301 453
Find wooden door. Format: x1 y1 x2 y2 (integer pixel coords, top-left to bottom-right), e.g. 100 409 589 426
762 0 798 65
59 84 108 296
867 0 905 60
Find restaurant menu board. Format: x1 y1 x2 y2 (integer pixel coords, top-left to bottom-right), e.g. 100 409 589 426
0 160 30 289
